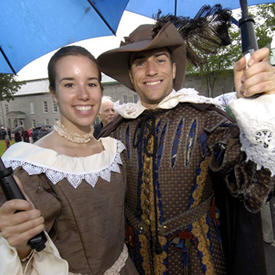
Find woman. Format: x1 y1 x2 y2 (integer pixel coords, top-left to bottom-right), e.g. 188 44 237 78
0 46 137 274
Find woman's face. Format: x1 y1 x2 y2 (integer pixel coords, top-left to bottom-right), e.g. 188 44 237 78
52 55 102 132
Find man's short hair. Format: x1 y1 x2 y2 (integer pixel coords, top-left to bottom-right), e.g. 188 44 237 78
99 96 114 114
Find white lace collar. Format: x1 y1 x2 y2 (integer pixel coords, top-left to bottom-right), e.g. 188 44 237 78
2 137 125 188
114 88 220 119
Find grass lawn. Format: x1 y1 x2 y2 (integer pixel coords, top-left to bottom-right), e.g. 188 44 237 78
0 140 15 157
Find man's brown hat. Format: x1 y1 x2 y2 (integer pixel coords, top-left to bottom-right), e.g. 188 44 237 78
98 5 232 92
97 22 186 91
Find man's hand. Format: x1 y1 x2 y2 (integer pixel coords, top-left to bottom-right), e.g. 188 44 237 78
234 48 275 98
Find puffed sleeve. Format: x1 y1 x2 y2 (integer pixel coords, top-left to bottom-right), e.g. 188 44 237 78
0 231 70 275
14 167 62 236
205 108 274 213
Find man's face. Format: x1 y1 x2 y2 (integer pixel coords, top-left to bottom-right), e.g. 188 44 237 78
99 101 116 126
129 48 176 109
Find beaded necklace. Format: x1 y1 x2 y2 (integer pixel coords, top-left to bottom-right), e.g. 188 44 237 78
53 120 94 144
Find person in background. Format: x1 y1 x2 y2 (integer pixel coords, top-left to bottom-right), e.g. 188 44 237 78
14 130 22 143
97 5 275 275
94 95 117 138
31 127 39 143
0 127 7 140
22 128 30 143
4 133 10 151
7 128 11 141
0 45 137 274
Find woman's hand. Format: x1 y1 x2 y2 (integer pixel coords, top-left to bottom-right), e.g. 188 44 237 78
0 199 45 258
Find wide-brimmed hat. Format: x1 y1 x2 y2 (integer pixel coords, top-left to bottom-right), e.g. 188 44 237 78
97 22 186 91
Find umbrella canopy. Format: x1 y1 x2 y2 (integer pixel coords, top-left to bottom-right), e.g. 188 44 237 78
0 0 128 74
12 125 24 134
126 0 273 17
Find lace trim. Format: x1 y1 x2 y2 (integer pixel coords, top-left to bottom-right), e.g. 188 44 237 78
104 244 128 275
239 128 275 175
229 95 275 176
115 88 220 119
4 141 125 188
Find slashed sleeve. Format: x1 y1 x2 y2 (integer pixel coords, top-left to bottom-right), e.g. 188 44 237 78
205 108 274 213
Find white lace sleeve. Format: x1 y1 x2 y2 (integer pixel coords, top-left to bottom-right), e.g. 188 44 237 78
228 94 275 176
0 232 69 275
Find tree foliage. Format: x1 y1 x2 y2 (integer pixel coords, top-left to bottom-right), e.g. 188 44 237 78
0 73 25 102
186 3 275 96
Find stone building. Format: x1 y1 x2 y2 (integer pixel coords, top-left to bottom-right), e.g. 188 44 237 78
0 72 234 131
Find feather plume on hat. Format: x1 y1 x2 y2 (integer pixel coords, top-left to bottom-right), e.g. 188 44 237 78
153 4 232 66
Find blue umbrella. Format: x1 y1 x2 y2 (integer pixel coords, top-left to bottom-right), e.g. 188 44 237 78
126 0 273 18
0 0 128 74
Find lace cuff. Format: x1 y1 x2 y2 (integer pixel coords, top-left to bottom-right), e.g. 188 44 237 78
229 94 275 176
0 232 69 275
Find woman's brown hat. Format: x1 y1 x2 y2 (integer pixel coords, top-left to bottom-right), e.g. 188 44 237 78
97 22 186 91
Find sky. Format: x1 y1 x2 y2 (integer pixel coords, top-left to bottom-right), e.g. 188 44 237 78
16 11 155 81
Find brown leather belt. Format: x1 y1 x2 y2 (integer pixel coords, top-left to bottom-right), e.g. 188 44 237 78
126 195 213 236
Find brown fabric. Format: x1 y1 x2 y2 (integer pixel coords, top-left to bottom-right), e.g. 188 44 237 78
99 102 271 275
10 165 138 275
97 22 186 91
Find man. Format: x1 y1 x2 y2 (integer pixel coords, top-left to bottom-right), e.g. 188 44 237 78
98 10 275 275
93 96 117 138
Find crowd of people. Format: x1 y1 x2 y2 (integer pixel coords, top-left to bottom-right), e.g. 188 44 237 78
0 4 275 275
0 125 53 152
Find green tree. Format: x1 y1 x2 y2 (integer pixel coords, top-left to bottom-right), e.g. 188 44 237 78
0 73 25 102
187 3 275 96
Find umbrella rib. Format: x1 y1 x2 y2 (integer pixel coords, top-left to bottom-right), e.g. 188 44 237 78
86 0 116 35
0 46 16 74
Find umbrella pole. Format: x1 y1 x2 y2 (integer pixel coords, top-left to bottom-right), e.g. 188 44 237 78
174 0 177 16
238 0 258 55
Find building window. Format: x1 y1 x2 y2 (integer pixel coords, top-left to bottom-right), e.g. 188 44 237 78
45 119 49 125
123 95 128 103
52 101 58 113
30 102 34 114
43 101 48 113
5 104 9 114
134 95 138 103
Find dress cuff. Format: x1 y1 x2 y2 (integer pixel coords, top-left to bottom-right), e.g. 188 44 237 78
0 232 70 275
0 234 22 274
228 94 275 176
